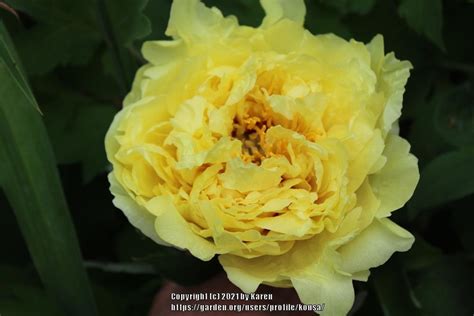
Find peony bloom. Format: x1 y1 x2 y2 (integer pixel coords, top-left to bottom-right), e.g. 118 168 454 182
105 0 419 314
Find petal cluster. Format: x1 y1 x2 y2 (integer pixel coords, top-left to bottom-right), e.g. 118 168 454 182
105 1 419 314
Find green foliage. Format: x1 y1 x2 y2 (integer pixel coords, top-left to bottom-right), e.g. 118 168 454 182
398 0 445 50
1 0 473 315
434 85 474 148
408 149 474 217
0 22 97 316
372 257 420 316
116 227 222 285
6 0 101 75
320 0 377 15
38 81 117 182
413 256 474 316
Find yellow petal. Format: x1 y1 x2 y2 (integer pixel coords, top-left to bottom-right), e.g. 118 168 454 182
166 0 237 42
146 195 216 261
108 173 170 246
347 129 385 193
376 51 412 136
218 159 284 193
366 34 385 76
338 218 414 275
146 195 217 261
291 255 355 316
260 0 306 28
220 240 356 316
255 211 313 237
123 64 151 107
370 134 419 217
142 39 186 66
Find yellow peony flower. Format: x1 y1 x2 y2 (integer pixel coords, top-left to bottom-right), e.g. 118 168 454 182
105 0 419 314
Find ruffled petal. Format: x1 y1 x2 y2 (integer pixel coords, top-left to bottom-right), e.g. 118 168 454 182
108 173 170 246
123 64 151 107
141 39 186 66
220 241 355 316
166 0 237 42
370 134 419 217
260 0 306 28
291 254 354 316
146 195 217 261
218 158 284 193
375 46 412 136
338 218 414 275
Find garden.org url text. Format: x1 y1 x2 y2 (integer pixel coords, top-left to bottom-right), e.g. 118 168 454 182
170 303 325 312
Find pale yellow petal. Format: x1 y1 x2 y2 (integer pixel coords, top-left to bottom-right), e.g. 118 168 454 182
108 173 170 246
123 64 151 107
166 0 237 42
220 241 356 316
141 39 186 66
260 0 306 28
338 218 414 275
370 134 419 217
255 212 313 237
291 256 355 316
366 34 385 76
218 159 284 193
347 129 385 193
146 195 217 261
376 51 412 135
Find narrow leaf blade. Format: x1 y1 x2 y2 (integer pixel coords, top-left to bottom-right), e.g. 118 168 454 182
0 22 97 316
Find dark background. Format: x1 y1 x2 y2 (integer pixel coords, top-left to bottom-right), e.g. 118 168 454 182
0 0 473 315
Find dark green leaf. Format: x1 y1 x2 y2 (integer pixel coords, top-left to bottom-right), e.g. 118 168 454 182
414 256 474 316
7 0 150 78
0 193 30 264
319 0 377 15
451 199 474 253
345 0 435 68
408 88 451 167
145 247 222 286
0 20 37 109
408 149 474 218
117 228 221 285
203 0 264 27
116 227 162 262
399 236 442 271
398 0 445 50
6 0 101 75
143 0 172 40
97 0 150 92
0 22 97 316
305 1 352 39
434 85 474 148
372 256 420 316
105 0 151 45
14 23 100 75
85 261 156 275
0 284 63 316
35 78 117 182
402 69 434 120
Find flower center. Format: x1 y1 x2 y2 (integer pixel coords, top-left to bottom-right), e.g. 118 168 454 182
232 113 272 164
230 68 286 163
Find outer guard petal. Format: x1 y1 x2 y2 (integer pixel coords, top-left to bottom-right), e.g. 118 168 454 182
220 236 356 315
370 134 419 217
291 255 355 316
338 218 414 275
147 195 218 261
108 173 170 246
379 55 412 136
